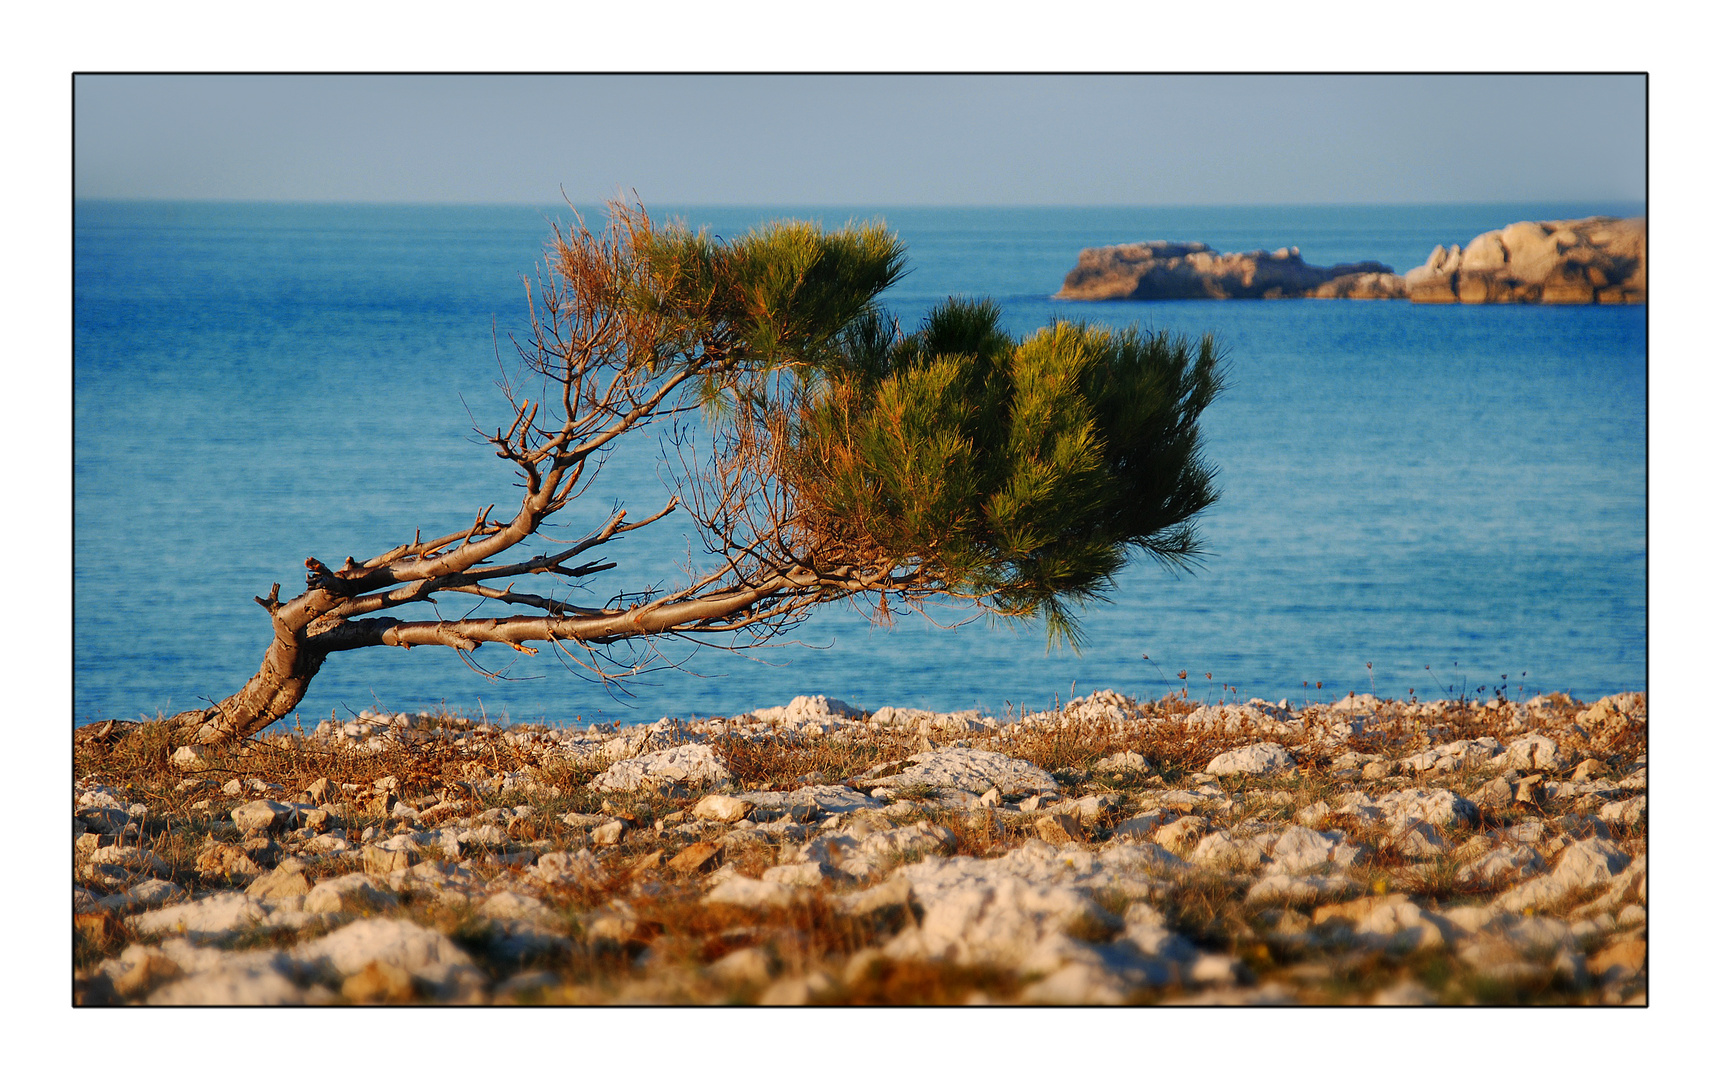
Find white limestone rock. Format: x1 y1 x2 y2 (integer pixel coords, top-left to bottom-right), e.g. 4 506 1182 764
480 890 559 925
707 945 776 985
1502 733 1568 773
148 958 307 1005
1183 703 1299 736
746 695 865 726
794 820 958 880
705 875 800 909
169 745 210 771
1366 788 1479 831
231 798 296 833
1205 742 1295 777
97 878 188 915
1095 750 1150 773
588 742 734 793
1456 842 1546 886
303 872 398 915
867 748 1057 797
741 784 883 820
762 862 828 887
1493 836 1629 912
1267 825 1361 875
1111 810 1173 842
692 793 754 823
292 918 486 1001
1189 828 1278 872
361 835 423 875
127 892 268 944
84 845 172 888
1597 796 1646 827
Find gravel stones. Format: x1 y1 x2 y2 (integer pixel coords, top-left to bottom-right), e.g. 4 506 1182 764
73 686 1649 1006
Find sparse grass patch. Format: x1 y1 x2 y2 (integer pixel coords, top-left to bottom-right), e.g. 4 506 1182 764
711 728 921 790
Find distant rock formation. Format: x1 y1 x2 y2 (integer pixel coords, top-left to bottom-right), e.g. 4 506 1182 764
1055 241 1404 301
1056 216 1646 305
1403 216 1645 304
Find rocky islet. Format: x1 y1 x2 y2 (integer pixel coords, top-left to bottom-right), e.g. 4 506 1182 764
1055 216 1645 304
74 689 1647 1005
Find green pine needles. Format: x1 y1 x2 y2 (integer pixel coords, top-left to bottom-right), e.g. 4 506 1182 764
790 298 1225 648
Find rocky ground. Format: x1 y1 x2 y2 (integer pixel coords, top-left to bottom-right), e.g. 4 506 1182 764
72 688 1647 1005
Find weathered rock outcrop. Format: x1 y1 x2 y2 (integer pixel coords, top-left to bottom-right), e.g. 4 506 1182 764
1056 241 1404 301
1057 216 1646 305
1403 216 1645 304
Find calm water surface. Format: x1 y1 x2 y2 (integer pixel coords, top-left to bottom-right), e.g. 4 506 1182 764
74 201 1646 727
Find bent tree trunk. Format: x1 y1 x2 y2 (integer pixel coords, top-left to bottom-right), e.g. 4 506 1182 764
155 557 844 747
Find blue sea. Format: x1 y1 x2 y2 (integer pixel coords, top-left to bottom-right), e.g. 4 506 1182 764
73 201 1647 728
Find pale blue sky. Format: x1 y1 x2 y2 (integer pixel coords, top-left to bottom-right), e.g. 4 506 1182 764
74 74 1646 206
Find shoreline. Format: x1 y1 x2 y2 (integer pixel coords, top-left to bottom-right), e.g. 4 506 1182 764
74 688 1647 1005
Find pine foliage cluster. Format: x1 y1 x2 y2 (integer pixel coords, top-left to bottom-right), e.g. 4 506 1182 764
614 210 1225 648
791 299 1224 646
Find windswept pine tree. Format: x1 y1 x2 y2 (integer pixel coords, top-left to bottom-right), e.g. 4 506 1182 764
87 202 1225 748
